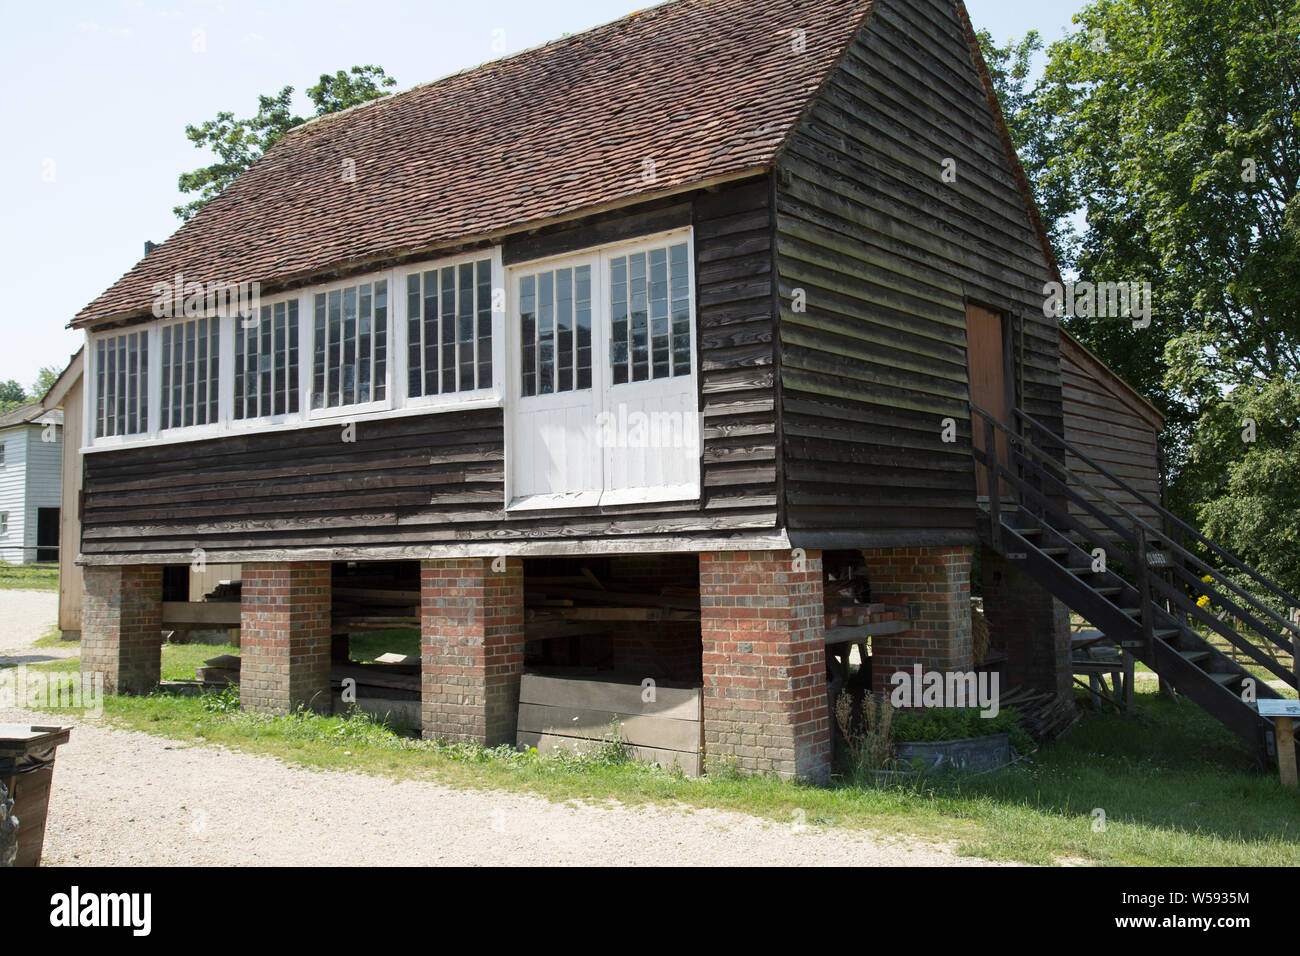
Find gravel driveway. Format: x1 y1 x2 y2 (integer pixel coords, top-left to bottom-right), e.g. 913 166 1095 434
0 705 1008 866
0 590 1007 866
0 589 73 666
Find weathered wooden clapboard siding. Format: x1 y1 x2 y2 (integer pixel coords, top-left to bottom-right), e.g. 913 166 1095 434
1059 332 1165 538
693 179 779 511
81 179 779 561
774 0 1065 545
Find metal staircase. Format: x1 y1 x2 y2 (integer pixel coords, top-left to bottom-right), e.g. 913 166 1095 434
970 403 1300 768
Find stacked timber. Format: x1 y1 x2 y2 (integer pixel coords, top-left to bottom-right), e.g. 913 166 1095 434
524 570 699 642
195 655 241 687
331 582 420 631
331 662 420 700
1000 686 1079 744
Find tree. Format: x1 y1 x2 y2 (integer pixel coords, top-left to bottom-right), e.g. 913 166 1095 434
175 66 397 220
0 380 27 415
31 366 60 400
981 0 1300 594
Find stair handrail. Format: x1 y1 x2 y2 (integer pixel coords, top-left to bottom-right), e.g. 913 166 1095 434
968 402 1300 656
1012 407 1300 637
970 401 1154 575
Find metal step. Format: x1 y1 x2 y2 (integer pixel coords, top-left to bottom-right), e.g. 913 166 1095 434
1179 649 1212 663
1209 673 1240 685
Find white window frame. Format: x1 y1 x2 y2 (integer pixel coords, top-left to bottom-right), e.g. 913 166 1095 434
155 312 223 440
303 272 393 421
503 226 699 510
83 249 507 452
228 289 308 430
398 247 505 412
86 326 155 447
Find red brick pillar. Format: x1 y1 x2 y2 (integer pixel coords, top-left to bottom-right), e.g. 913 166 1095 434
239 562 331 715
864 546 974 696
700 549 830 782
420 557 525 746
980 546 1071 697
81 565 163 695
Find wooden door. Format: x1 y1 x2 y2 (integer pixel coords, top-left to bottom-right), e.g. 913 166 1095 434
966 304 1010 497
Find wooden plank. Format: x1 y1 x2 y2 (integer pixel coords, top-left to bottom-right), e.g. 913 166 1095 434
519 673 702 721
1277 716 1298 790
161 601 241 626
517 702 702 752
517 731 701 776
825 619 910 644
528 607 699 623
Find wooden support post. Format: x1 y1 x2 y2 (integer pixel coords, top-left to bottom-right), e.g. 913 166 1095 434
1277 716 1297 790
984 419 1002 552
1135 525 1155 660
1291 608 1299 690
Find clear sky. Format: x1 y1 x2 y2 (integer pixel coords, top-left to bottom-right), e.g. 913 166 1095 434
0 0 1086 391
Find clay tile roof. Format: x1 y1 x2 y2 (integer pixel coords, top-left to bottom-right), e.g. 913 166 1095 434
73 0 876 328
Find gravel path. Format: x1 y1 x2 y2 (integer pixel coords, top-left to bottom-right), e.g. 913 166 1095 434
1 705 1009 866
0 589 74 666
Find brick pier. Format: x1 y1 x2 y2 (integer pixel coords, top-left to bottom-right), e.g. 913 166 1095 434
420 557 526 746
81 565 164 695
863 546 975 696
239 562 332 714
699 549 830 782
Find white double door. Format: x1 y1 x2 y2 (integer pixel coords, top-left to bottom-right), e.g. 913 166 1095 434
508 231 700 510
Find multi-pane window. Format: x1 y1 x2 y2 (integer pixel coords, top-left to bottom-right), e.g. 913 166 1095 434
609 241 690 384
94 330 149 438
519 264 592 397
160 318 220 430
406 258 493 398
235 301 300 419
312 281 388 410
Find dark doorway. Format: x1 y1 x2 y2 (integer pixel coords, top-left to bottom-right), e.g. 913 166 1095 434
36 507 59 563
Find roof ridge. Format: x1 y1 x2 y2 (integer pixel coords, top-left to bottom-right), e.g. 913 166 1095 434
73 0 873 328
290 0 684 137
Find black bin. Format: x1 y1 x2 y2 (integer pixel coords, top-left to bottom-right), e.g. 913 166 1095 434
0 724 72 867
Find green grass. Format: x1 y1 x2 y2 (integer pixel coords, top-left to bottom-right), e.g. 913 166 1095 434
32 626 66 648
0 563 58 591
25 639 1300 866
20 639 239 680
347 628 420 662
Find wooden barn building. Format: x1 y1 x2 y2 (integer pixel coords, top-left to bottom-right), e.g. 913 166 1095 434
68 0 1300 779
